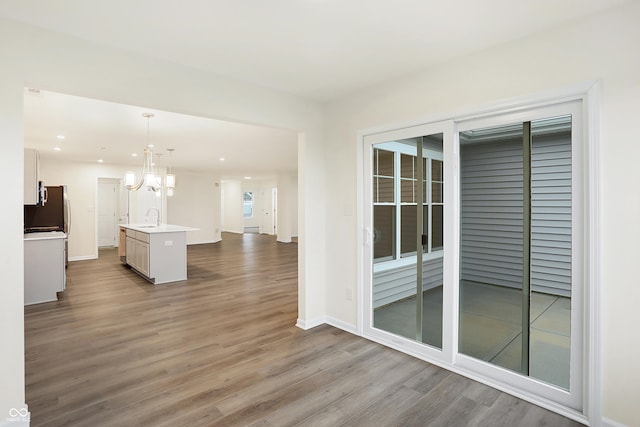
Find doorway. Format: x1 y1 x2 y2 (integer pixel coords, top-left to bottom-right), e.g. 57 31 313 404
97 178 122 248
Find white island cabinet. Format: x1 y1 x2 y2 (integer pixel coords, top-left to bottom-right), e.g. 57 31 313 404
120 224 197 284
24 231 66 305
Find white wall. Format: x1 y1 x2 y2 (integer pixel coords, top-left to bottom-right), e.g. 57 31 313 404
323 3 640 425
0 61 26 422
276 173 298 242
0 17 326 420
133 182 166 226
221 180 243 233
166 170 222 244
291 176 298 237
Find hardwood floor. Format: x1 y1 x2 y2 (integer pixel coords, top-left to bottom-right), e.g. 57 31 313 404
25 233 582 426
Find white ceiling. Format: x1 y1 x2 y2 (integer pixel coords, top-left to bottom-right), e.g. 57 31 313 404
24 89 298 180
4 0 629 178
0 0 629 102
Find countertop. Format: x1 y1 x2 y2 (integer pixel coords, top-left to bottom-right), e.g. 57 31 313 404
24 231 67 241
120 224 199 234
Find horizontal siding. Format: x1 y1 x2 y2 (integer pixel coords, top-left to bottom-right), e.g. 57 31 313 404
460 131 572 297
461 139 524 290
531 133 572 296
373 257 443 308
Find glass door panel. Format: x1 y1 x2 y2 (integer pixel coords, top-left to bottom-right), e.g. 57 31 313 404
458 115 572 390
529 115 572 390
372 134 443 349
421 135 443 349
459 123 526 374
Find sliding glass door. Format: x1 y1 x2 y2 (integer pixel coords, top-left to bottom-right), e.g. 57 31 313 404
362 99 586 415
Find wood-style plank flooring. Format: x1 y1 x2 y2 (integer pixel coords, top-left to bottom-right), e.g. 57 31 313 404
25 233 582 426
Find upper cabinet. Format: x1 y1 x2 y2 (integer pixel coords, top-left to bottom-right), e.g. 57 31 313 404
24 148 42 205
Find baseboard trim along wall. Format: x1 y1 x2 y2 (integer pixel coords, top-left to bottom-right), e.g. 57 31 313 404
295 317 325 330
296 316 358 334
325 316 358 335
68 255 96 262
602 417 628 427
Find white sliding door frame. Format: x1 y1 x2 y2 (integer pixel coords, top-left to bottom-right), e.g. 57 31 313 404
356 81 601 425
363 121 455 364
454 99 584 412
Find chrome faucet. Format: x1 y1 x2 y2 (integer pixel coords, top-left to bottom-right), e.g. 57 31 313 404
145 208 161 226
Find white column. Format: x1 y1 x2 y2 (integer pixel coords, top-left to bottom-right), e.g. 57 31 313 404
276 173 294 243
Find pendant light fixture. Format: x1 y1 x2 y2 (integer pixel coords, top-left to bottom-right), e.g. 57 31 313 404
125 113 163 193
166 148 176 197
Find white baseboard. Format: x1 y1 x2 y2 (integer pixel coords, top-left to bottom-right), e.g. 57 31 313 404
325 316 358 335
295 317 325 330
187 239 222 245
295 316 359 335
603 417 628 427
68 255 96 262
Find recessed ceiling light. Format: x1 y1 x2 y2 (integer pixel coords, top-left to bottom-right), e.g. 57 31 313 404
56 135 65 140
219 157 225 161
98 159 104 163
53 147 61 151
147 144 154 148
131 153 138 157
244 176 252 180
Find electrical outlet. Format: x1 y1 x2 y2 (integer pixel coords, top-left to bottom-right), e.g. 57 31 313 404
346 287 353 301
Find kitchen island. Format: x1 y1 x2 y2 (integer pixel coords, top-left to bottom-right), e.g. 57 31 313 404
120 224 198 284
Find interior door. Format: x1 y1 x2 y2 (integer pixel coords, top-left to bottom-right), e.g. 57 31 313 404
98 180 117 247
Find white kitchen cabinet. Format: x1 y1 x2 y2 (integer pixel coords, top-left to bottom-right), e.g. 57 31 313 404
120 225 196 284
135 239 150 276
125 235 136 267
24 232 66 305
125 229 150 276
24 148 41 205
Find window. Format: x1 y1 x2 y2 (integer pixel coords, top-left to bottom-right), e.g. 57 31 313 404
243 192 254 218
